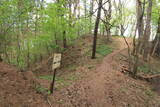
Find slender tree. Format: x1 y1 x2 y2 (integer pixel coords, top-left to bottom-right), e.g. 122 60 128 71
152 16 160 56
103 0 112 41
143 0 152 61
92 0 103 59
89 0 94 33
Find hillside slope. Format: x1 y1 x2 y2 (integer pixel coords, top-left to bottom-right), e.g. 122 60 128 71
48 38 160 107
0 37 160 107
0 62 48 107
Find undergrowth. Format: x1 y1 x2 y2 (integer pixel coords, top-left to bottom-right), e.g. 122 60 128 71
96 44 113 57
39 73 78 90
35 84 51 94
138 64 150 74
85 44 113 57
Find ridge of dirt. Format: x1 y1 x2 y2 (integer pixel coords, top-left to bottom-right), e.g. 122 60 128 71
0 62 48 107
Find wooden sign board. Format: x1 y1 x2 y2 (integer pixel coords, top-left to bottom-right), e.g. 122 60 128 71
52 53 62 70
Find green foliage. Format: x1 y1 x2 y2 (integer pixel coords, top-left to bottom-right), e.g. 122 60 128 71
39 75 53 80
145 89 155 98
96 45 113 56
35 84 51 94
39 74 77 82
86 64 95 69
67 65 77 71
39 73 78 90
1 0 94 68
152 0 160 25
138 64 150 73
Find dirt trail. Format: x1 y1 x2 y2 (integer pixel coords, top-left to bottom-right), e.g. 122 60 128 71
50 38 160 107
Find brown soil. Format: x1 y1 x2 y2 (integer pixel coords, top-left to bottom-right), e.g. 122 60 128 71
0 62 48 107
33 35 98 75
47 37 160 107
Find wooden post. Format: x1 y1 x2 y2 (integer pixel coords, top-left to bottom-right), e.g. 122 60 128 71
50 53 61 94
50 69 57 94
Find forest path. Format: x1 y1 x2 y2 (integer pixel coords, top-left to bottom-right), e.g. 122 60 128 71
0 37 159 107
50 38 160 107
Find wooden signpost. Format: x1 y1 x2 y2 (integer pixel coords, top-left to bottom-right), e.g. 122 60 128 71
50 53 62 94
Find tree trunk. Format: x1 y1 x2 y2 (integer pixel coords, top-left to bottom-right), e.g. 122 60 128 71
84 0 87 18
135 0 145 54
73 1 78 18
54 32 58 46
27 41 30 68
103 0 111 41
89 0 94 33
63 31 67 48
132 0 146 76
107 0 111 41
152 16 160 56
69 0 72 26
0 54 2 62
91 0 103 59
143 0 152 61
84 0 87 33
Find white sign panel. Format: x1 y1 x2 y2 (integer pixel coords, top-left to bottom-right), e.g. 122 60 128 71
52 53 62 70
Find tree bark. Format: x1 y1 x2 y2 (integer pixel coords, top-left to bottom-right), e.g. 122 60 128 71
89 0 94 33
92 0 103 59
63 31 67 48
152 16 160 56
102 0 111 41
143 0 152 61
132 0 146 76
107 0 111 41
27 41 30 68
0 54 2 62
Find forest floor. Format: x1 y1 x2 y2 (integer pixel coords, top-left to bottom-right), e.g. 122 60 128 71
0 62 49 106
35 35 160 107
0 35 160 107
47 36 160 107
